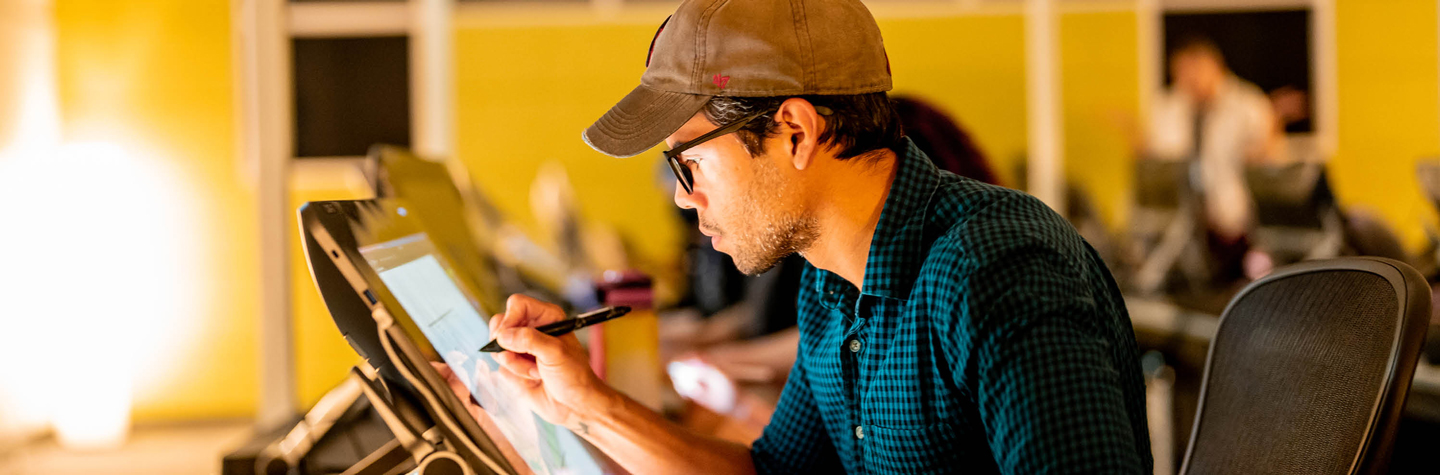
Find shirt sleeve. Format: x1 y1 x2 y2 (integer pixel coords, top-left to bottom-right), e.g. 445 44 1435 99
967 249 1149 474
749 353 843 474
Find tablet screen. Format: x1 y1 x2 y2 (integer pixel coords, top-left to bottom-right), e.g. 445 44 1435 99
360 232 604 475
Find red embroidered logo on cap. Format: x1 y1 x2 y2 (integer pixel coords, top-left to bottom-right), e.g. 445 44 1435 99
713 74 731 89
645 16 670 68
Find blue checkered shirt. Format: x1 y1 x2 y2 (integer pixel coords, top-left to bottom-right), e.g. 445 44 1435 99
749 139 1152 474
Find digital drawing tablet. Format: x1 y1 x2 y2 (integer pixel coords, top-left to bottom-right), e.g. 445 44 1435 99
300 199 619 475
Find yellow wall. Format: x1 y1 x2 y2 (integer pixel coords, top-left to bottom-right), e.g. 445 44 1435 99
1060 10 1140 229
54 0 257 421
1333 0 1440 251
454 20 685 273
880 13 1028 186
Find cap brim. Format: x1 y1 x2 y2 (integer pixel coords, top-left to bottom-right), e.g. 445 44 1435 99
583 84 711 158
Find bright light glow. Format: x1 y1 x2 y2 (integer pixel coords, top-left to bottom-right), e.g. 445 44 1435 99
48 363 130 450
0 0 63 445
0 0 210 450
0 142 201 449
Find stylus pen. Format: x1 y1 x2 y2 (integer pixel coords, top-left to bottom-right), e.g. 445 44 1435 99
479 306 632 353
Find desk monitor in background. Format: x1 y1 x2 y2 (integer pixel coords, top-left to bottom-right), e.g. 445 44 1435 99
300 199 618 475
363 144 576 311
364 144 514 315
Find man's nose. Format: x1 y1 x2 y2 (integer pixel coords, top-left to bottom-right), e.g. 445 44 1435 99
674 182 702 211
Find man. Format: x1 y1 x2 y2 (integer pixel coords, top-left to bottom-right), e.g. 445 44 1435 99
464 0 1153 472
1145 36 1284 282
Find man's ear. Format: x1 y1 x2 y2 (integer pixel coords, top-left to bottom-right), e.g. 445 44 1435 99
774 98 824 171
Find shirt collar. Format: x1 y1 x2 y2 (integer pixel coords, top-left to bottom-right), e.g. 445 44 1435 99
813 137 942 305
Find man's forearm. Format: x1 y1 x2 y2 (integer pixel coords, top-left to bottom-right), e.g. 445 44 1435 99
572 388 756 475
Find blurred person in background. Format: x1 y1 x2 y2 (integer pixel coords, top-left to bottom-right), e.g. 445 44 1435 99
1145 36 1286 284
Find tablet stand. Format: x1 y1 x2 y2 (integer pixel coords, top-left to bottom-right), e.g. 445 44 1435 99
246 364 481 475
360 307 513 475
250 373 367 474
341 366 475 475
248 307 510 475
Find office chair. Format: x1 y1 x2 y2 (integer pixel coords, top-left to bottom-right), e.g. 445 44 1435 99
1179 257 1430 475
1129 158 1210 295
1245 162 1345 265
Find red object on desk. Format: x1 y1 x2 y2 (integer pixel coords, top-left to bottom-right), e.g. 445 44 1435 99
588 270 654 380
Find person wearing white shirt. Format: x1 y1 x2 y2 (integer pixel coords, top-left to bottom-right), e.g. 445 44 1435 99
1145 36 1284 281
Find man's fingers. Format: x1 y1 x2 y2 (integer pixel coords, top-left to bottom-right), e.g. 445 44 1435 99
446 373 473 399
429 361 455 379
488 313 504 336
495 351 541 381
430 361 474 402
495 367 551 422
495 363 543 392
426 359 455 377
558 333 585 353
496 327 567 364
502 294 566 328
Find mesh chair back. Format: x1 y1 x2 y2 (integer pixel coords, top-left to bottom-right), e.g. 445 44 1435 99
1180 258 1430 475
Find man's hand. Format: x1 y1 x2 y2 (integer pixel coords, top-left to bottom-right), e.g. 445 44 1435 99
489 294 614 434
467 294 756 475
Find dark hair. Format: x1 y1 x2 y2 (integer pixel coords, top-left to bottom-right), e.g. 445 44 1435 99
1170 34 1224 63
702 92 905 161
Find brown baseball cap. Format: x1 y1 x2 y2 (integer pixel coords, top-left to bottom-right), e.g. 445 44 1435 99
582 0 893 158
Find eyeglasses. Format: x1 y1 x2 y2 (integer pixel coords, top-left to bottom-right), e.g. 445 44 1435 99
663 110 769 195
663 105 831 195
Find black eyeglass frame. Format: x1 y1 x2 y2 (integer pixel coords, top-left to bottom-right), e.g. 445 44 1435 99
663 105 831 195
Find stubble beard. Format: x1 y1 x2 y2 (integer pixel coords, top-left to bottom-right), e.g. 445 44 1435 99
701 155 818 276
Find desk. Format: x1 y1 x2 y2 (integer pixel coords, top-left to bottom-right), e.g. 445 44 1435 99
0 422 249 475
1126 297 1218 344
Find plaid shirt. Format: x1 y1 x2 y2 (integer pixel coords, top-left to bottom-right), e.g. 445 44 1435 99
749 139 1152 474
